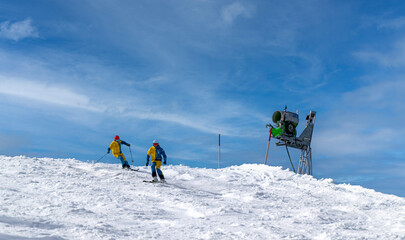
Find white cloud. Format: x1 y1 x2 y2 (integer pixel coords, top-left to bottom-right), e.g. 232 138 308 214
342 80 405 109
0 76 245 136
0 18 39 41
0 24 265 138
221 2 252 25
313 79 405 156
0 77 104 112
354 38 405 67
124 110 226 136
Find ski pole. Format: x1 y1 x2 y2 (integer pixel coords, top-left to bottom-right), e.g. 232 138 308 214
94 153 108 164
129 146 134 162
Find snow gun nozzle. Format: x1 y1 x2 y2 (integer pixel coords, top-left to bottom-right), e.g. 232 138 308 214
266 123 274 129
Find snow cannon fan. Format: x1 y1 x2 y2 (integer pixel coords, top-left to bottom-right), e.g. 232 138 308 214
265 106 316 175
271 108 299 138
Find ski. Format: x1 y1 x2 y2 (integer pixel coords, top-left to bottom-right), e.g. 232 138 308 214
143 180 166 183
143 180 159 183
123 167 139 171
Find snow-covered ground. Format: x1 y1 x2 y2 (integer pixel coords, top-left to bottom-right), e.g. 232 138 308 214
0 156 404 240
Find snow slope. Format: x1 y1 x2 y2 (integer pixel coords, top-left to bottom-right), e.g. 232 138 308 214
0 156 404 240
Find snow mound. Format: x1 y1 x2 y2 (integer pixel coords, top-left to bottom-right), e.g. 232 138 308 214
0 155 404 239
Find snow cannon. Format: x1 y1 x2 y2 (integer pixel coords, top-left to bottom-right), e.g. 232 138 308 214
271 109 299 137
265 107 316 175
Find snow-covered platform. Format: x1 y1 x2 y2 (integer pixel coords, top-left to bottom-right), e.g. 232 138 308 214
0 155 404 239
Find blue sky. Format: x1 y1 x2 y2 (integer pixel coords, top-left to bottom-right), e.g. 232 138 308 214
0 1 404 197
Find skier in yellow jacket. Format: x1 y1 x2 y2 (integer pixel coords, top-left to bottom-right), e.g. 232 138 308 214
108 135 131 169
146 139 167 182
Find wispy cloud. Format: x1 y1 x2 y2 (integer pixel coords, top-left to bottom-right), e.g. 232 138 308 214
342 80 405 109
0 73 258 137
360 15 405 30
0 18 39 41
377 16 405 30
281 53 327 93
354 36 405 68
313 79 405 156
221 2 252 25
0 76 104 112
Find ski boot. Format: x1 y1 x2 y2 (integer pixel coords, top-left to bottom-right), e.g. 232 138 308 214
159 174 166 183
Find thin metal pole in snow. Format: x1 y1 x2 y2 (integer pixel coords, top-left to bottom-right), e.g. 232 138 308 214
285 145 296 173
264 128 272 165
218 134 221 169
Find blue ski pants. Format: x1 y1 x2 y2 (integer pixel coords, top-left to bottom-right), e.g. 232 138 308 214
151 161 163 177
118 154 130 167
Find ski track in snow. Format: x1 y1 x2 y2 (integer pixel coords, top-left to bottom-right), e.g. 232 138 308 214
0 156 404 240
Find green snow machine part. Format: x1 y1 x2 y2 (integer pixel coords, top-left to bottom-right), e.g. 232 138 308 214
271 109 299 138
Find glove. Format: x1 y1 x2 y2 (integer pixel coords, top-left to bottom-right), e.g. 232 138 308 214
128 144 131 147
163 161 167 165
146 161 149 166
107 150 110 154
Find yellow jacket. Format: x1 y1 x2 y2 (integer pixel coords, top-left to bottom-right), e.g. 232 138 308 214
109 140 130 158
147 146 156 162
147 145 167 163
